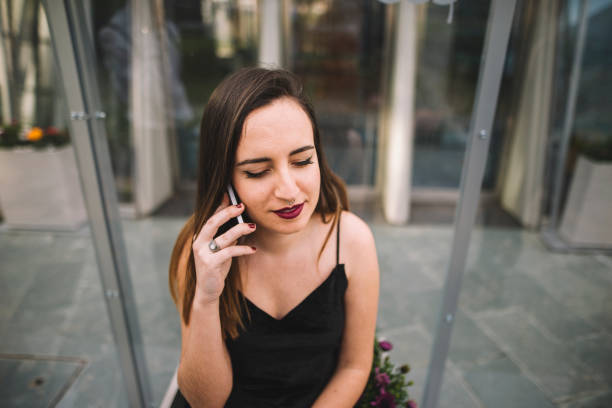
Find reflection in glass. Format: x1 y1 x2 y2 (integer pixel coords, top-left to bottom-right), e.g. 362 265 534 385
290 0 386 186
439 1 612 406
0 2 128 406
163 0 258 182
413 2 489 189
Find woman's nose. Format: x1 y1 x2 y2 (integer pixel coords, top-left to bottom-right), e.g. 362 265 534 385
274 168 299 200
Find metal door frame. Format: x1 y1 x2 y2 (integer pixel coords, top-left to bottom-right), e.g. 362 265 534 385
422 1 517 406
41 1 152 407
40 0 518 406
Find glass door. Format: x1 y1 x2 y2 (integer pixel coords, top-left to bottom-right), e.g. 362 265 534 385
0 1 128 406
16 1 532 407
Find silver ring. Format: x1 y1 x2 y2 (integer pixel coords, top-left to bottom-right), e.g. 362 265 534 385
287 199 295 206
208 239 221 253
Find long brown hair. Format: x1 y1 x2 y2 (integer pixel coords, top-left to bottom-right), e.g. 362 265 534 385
168 68 348 339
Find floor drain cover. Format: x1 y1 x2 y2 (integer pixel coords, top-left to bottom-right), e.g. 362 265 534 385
0 354 86 407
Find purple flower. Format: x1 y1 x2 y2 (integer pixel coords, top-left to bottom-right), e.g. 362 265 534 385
370 389 396 408
406 400 418 408
374 368 391 387
379 340 393 351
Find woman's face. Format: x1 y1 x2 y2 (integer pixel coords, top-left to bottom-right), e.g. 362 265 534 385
232 97 321 235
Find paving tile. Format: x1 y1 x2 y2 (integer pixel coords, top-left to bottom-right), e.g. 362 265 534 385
56 352 128 408
0 356 84 408
448 311 505 370
466 228 532 273
460 269 597 341
3 220 611 407
379 325 433 369
477 309 605 400
517 250 612 332
376 323 482 408
1 314 69 355
10 264 82 320
144 345 181 405
372 225 452 284
377 288 442 333
571 334 612 387
464 357 555 408
559 391 612 408
438 365 483 408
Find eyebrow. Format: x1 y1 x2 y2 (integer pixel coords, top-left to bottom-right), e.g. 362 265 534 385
236 145 315 166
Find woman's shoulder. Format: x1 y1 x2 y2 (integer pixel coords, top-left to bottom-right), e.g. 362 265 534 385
339 210 375 249
340 211 376 278
338 211 377 280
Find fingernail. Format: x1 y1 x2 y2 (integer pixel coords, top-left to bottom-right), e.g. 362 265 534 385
251 246 257 251
236 203 242 208
248 223 256 229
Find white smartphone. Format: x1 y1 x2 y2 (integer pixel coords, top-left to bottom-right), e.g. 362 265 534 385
227 184 245 224
214 184 247 238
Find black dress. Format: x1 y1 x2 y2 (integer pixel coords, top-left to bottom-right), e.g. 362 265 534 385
173 217 347 408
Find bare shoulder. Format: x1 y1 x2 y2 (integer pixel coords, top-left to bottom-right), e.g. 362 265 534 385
340 211 375 249
339 211 378 280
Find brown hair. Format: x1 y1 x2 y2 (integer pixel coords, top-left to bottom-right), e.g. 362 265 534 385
168 67 348 339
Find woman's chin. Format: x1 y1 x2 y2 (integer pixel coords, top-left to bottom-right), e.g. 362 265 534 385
257 209 315 235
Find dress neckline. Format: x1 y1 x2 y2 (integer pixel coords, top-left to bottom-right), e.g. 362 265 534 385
240 264 346 322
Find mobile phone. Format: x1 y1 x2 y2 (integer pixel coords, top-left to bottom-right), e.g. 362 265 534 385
214 184 249 238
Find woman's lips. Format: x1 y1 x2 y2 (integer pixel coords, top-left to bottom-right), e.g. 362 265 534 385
273 203 304 219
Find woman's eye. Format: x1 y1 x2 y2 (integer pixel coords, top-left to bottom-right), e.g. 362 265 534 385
244 169 268 178
295 156 314 166
243 157 313 178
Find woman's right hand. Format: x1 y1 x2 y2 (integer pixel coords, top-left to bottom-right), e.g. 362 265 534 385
191 194 256 304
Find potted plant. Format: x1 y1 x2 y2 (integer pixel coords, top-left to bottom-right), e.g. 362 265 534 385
559 130 612 247
357 336 417 408
0 122 87 230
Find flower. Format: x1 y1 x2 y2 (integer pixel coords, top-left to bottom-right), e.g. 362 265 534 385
0 122 70 149
375 368 391 387
357 335 414 408
371 389 396 408
45 126 59 135
406 400 417 408
26 127 43 141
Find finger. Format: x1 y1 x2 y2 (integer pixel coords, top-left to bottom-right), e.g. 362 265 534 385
199 203 246 243
214 222 256 249
216 244 257 259
193 193 231 243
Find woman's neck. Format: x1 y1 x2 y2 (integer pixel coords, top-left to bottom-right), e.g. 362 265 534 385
246 216 319 258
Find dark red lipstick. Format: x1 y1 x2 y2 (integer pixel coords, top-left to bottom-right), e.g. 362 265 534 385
273 203 304 219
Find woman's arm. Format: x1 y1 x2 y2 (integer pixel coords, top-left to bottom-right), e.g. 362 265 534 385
175 243 234 408
175 200 256 407
312 212 380 407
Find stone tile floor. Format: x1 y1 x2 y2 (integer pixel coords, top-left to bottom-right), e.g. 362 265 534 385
1 215 611 407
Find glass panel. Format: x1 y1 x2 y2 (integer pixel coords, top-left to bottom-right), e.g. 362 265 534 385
413 0 511 190
94 0 134 202
440 1 612 406
0 2 127 406
374 2 500 405
81 1 507 407
552 0 612 247
94 0 259 193
289 0 386 186
163 0 259 182
93 0 261 403
93 1 263 403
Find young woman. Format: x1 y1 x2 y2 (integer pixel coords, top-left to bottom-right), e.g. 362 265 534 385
168 68 379 407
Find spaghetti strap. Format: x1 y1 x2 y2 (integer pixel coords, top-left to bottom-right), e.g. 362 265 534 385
336 212 341 265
